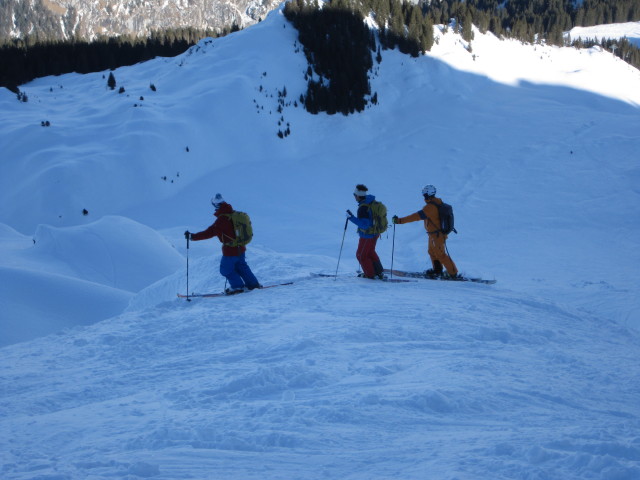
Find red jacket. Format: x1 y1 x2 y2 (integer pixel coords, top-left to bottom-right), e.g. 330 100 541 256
191 203 246 256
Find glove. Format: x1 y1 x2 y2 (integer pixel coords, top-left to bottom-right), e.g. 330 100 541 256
184 230 191 240
346 209 354 218
392 215 399 224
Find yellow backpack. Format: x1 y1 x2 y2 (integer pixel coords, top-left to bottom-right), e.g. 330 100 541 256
223 211 253 247
363 201 388 235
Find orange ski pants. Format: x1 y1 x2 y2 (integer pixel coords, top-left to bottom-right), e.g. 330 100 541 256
428 233 458 276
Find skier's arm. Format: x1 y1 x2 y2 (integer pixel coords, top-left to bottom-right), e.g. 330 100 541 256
191 221 221 241
396 208 425 224
348 205 372 230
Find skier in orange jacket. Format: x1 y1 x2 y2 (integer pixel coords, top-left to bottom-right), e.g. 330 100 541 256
392 185 459 279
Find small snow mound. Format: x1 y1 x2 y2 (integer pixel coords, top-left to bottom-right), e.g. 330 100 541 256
34 215 183 292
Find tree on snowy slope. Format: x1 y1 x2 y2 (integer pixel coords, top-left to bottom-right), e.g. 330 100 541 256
462 10 475 43
107 72 116 90
284 0 377 114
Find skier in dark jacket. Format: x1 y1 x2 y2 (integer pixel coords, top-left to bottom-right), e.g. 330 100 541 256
185 193 260 294
347 184 384 279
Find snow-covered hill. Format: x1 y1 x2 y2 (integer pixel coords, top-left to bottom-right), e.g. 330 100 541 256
569 21 640 47
1 7 639 480
3 269 639 479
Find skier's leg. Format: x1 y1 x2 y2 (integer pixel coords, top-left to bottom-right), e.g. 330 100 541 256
430 234 457 276
427 236 440 271
235 253 260 289
220 255 245 290
370 236 383 276
356 237 376 278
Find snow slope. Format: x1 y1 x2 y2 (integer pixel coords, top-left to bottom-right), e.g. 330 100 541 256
1 7 639 480
2 271 639 479
569 21 640 47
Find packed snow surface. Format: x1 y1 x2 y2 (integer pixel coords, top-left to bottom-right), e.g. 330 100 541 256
1 7 639 480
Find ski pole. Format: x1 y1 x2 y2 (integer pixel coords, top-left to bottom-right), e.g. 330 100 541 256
185 235 191 302
335 217 349 280
390 222 396 279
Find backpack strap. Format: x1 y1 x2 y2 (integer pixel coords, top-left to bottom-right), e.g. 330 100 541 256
356 202 374 233
220 212 238 246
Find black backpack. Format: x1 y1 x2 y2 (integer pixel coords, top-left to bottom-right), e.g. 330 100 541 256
432 201 457 235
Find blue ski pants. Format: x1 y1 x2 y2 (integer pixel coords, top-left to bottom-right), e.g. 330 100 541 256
220 253 259 290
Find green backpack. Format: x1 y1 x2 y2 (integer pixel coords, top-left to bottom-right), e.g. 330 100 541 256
223 211 253 247
363 201 388 235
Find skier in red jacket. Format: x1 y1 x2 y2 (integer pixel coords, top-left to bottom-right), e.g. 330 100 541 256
185 194 260 294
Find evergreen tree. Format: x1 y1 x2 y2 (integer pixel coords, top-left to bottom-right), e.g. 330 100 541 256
462 10 474 42
421 17 435 52
107 71 116 90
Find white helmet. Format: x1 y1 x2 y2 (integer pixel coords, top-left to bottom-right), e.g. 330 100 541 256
211 193 226 209
422 184 436 197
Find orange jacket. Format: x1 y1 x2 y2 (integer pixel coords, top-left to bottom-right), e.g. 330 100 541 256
397 197 443 234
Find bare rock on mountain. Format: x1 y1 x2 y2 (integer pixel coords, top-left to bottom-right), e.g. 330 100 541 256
1 0 281 42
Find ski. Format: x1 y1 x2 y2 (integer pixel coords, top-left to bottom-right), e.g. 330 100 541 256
178 282 293 299
373 277 414 283
311 273 414 283
383 269 496 284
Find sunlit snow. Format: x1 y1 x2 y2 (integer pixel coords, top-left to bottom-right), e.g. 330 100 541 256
1 7 639 480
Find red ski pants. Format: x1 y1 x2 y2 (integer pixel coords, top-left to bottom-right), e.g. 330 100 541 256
356 236 381 278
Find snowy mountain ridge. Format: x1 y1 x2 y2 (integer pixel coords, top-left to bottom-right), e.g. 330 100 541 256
2 0 280 41
0 8 639 480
